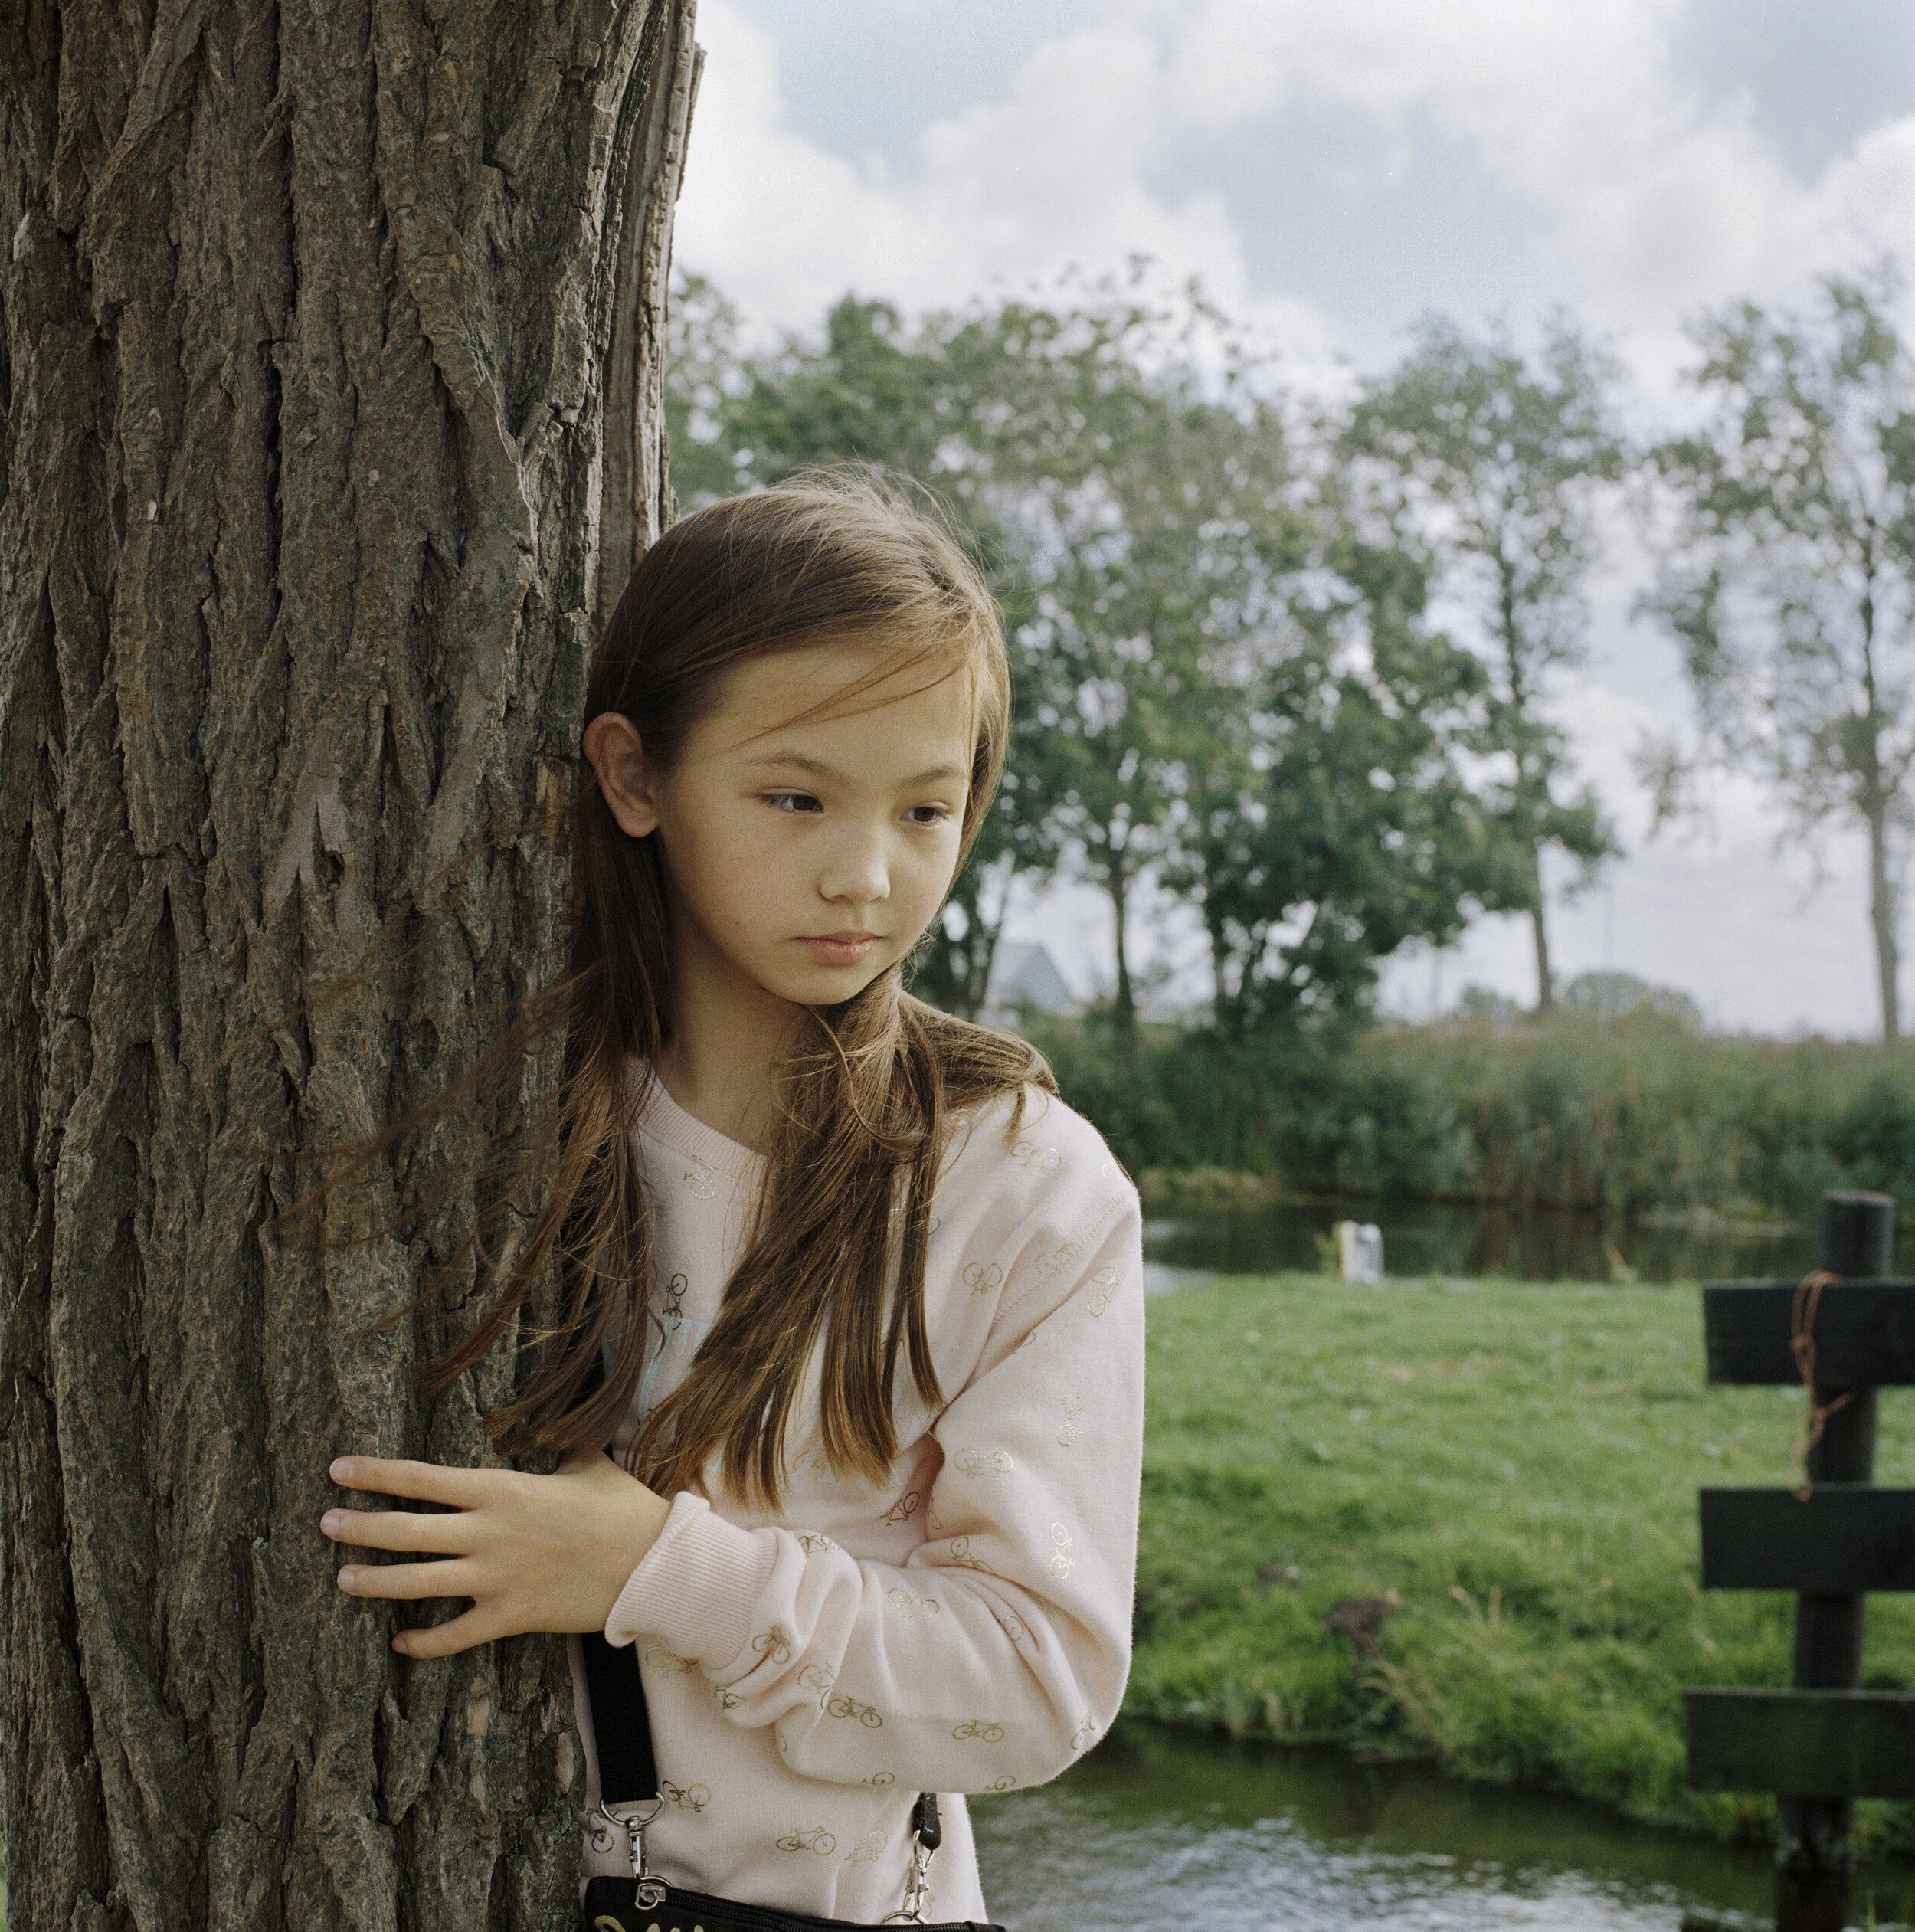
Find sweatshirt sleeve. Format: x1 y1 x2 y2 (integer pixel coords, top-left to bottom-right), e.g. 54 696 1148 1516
604 1143 1144 1796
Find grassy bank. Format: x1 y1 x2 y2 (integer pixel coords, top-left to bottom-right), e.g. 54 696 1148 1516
1032 1010 1915 1218
1130 1269 1915 1853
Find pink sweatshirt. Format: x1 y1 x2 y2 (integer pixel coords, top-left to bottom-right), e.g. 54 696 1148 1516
571 1074 1145 1922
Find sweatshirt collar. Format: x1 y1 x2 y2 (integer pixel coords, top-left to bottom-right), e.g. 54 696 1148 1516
631 1062 768 1184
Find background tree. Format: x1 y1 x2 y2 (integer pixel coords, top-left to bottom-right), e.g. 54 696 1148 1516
985 296 1296 1051
1171 529 1524 1043
1346 316 1622 1010
673 283 1304 1045
670 287 954 497
669 280 1544 1042
1645 274 1915 1041
0 5 698 1926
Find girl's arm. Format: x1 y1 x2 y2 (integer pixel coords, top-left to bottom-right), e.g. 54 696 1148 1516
320 1447 672 1655
604 1147 1145 1796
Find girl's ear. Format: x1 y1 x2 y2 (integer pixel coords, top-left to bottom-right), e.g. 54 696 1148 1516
582 712 663 838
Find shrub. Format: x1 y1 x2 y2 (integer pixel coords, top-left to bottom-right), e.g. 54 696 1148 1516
1021 1007 1915 1218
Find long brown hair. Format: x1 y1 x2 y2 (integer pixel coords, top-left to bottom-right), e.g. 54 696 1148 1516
430 474 1052 1506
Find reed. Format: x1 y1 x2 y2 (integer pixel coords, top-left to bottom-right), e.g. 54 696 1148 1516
1027 1009 1915 1217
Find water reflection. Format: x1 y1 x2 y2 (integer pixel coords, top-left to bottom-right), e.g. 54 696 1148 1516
972 1723 1915 1930
1142 1197 1819 1285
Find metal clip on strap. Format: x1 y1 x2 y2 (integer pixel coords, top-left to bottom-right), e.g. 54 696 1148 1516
594 1796 667 1910
581 1632 668 1907
881 1793 941 1924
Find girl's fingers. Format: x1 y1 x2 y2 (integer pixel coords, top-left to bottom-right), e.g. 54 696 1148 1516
329 1455 497 1508
336 1557 478 1603
391 1613 489 1660
322 1508 471 1555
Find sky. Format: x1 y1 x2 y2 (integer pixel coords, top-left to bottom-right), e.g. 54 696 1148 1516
670 0 1915 1036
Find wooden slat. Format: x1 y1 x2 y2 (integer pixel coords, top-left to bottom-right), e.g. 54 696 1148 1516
1685 1689 1915 1797
1701 1281 1915 1386
1700 1486 1915 1592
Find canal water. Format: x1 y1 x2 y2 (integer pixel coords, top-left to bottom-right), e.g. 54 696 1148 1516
1093 1217 1896 1926
1141 1197 1820 1286
971 1723 1915 1930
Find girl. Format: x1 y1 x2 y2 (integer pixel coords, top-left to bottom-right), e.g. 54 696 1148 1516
319 477 1145 1928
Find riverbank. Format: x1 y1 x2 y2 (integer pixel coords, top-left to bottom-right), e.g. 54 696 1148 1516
1130 1271 1915 1855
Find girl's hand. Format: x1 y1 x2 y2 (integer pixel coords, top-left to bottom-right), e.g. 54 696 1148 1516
321 1450 672 1659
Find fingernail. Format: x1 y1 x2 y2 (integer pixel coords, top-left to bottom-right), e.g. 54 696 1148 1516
392 1634 410 1655
331 1458 354 1483
320 1512 340 1537
337 1567 356 1593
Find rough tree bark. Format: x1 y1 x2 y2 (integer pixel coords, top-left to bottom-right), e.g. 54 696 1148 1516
0 2 697 1926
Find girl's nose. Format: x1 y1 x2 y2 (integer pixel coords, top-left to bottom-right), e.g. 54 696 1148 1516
820 826 891 907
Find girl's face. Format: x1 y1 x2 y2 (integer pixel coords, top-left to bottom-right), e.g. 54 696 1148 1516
591 641 977 1018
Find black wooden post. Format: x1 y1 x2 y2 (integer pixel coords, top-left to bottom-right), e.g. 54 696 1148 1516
1776 1191 1892 1929
1687 1190 1915 1932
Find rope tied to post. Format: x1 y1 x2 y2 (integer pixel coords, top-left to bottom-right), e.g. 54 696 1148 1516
1790 1269 1857 1501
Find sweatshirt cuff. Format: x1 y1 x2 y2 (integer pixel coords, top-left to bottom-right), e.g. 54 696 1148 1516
604 1491 778 1668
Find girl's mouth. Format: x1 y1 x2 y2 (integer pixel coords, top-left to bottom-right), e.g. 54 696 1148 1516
800 932 881 966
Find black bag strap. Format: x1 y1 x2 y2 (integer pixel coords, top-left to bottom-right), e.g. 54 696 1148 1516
581 1629 660 1806
570 1342 663 1811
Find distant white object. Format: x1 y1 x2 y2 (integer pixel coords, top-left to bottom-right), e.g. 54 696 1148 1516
982 941 1076 1020
1336 1220 1384 1282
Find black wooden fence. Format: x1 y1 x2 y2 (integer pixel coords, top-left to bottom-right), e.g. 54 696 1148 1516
1686 1190 1915 1932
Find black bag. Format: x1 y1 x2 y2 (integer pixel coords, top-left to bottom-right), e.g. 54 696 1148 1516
579 1869 1002 1932
578 1630 1003 1932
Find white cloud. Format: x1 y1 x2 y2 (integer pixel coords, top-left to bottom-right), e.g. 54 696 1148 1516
675 5 934 329
1154 0 1690 153
682 0 1914 370
1130 0 1915 355
676 0 1344 362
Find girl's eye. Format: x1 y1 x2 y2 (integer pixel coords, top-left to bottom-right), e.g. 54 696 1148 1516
906 803 954 827
764 791 823 814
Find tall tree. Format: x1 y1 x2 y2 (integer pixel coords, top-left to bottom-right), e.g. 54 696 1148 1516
1170 529 1527 1042
0 5 698 1926
1001 316 1295 1051
1645 274 1915 1040
1346 316 1621 1010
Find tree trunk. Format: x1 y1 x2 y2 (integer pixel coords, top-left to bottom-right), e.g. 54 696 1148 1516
1498 576 1555 1016
1856 591 1900 1043
1864 786 1900 1043
1108 854 1136 1053
1203 900 1232 1039
0 4 698 1927
917 855 1011 1020
1530 856 1555 1013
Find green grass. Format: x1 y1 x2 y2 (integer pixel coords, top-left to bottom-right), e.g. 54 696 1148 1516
1131 1270 1915 1853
